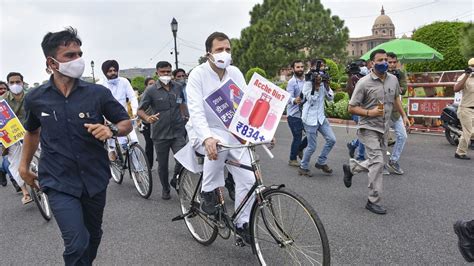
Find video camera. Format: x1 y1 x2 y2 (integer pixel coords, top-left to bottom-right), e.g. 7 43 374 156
388 69 401 81
346 62 361 75
305 60 330 84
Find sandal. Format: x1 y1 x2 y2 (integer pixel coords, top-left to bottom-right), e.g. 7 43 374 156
21 194 33 205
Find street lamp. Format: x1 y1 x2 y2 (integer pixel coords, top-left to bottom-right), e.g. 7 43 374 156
171 18 179 70
91 60 95 84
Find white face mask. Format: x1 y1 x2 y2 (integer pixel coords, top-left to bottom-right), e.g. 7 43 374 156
360 66 369 76
51 57 85 78
107 77 119 86
210 51 232 69
9 84 23 94
159 75 172 85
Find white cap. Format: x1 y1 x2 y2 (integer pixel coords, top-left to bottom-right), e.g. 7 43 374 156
468 58 474 66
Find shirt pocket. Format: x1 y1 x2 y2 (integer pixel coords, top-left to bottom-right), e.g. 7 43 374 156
39 109 63 140
153 98 171 112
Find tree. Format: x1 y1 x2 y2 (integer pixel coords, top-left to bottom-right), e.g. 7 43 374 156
232 0 349 77
406 21 468 72
131 76 146 94
459 22 474 59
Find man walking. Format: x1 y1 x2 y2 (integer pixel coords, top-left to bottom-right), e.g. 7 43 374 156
297 59 336 177
286 60 307 167
19 27 132 265
137 61 187 200
453 58 474 160
386 52 408 174
342 49 409 215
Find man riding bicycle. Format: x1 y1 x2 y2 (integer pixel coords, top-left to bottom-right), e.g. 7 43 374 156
183 32 254 242
101 60 139 160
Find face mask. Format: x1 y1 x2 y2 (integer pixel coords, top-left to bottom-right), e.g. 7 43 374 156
374 62 388 74
175 79 186 86
159 76 172 85
210 51 232 69
51 57 85 78
360 66 369 75
9 84 23 94
107 77 119 86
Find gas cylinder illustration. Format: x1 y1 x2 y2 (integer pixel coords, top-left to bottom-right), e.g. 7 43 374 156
249 93 271 128
263 111 277 130
240 98 254 118
0 104 11 119
0 130 11 143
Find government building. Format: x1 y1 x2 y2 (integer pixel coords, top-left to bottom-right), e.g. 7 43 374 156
346 7 396 58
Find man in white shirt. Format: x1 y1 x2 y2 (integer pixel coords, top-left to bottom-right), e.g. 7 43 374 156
185 32 253 243
101 60 138 160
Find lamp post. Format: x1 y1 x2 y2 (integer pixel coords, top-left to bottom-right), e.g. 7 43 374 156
91 60 96 84
171 18 178 70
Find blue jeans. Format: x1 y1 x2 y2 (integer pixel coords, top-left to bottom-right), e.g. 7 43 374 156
349 115 365 160
287 116 307 160
300 119 336 169
390 116 407 162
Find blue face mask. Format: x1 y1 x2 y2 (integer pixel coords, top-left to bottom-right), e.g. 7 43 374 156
374 62 388 73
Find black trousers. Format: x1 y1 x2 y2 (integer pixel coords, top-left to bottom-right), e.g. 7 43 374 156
154 137 186 193
142 122 154 168
47 188 107 266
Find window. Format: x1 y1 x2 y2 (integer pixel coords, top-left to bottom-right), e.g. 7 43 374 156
390 30 393 36
382 30 386 35
360 50 363 55
352 50 354 56
375 31 378 35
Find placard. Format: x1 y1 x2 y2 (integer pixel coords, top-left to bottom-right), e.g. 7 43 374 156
0 100 26 148
229 73 290 143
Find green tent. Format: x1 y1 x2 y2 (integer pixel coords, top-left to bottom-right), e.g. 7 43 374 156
360 39 444 63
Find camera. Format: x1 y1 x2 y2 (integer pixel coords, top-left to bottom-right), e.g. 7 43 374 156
465 67 473 74
346 62 361 75
305 60 330 83
388 69 401 81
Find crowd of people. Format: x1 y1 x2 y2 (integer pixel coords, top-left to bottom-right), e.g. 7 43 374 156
0 26 473 264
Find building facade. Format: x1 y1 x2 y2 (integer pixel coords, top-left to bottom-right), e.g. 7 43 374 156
346 7 396 58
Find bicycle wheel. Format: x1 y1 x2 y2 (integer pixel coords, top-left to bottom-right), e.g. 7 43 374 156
250 188 330 266
110 160 124 184
129 143 153 199
30 156 52 221
178 168 218 246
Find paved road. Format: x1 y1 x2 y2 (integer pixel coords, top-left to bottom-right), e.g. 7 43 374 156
0 122 472 265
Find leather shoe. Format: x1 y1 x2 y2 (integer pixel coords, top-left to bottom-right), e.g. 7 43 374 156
365 200 387 215
453 220 474 262
455 153 471 160
161 190 171 200
343 164 353 188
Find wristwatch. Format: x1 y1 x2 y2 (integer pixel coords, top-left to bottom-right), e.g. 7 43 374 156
108 124 119 137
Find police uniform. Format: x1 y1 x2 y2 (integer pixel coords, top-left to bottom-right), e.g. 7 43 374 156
24 77 129 265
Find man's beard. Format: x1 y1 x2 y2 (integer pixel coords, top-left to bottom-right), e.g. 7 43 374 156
294 71 304 77
107 74 118 80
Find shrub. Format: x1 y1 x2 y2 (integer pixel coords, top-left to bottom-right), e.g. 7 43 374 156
334 91 349 103
334 98 351 120
245 67 267 83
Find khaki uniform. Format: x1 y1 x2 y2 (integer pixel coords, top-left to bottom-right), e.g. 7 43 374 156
456 73 474 156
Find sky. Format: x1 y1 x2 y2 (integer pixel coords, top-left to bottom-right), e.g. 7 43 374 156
0 0 472 85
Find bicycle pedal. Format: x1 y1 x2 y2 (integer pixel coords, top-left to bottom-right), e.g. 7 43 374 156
235 237 246 247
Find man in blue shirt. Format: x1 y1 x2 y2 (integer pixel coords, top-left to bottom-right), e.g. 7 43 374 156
286 60 307 167
19 27 132 265
298 59 336 177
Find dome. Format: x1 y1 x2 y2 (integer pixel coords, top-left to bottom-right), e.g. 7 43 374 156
372 6 394 28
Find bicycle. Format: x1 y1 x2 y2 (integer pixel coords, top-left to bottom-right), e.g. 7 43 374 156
29 151 52 221
109 134 153 199
172 141 330 265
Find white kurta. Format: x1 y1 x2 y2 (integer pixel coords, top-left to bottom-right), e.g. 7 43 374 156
175 62 254 226
102 77 139 145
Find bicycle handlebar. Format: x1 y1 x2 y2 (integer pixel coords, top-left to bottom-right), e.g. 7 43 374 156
217 141 275 159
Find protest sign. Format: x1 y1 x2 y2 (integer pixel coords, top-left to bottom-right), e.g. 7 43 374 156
205 78 244 128
229 73 289 143
0 100 26 148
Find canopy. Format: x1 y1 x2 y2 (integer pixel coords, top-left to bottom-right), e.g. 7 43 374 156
360 39 444 63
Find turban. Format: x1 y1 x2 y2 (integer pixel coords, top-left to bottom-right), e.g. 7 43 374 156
101 60 119 75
